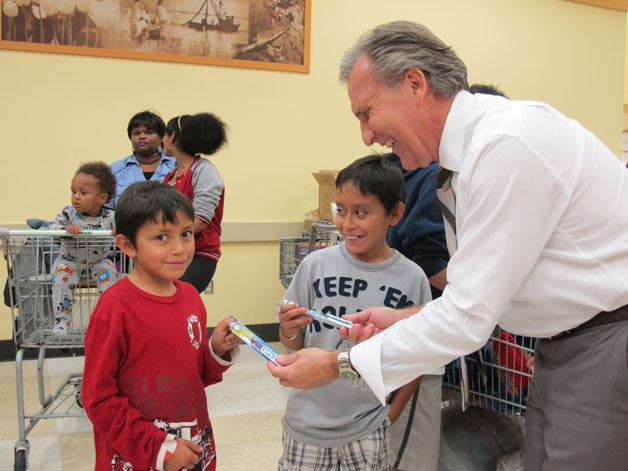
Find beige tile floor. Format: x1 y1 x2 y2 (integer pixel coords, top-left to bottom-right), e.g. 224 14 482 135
0 343 290 470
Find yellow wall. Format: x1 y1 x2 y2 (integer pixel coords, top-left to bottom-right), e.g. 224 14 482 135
624 11 628 130
0 0 625 340
625 12 628 105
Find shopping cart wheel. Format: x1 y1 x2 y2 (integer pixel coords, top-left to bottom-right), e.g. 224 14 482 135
76 384 83 409
14 448 27 471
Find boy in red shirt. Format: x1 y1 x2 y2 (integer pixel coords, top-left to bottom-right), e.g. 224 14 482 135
82 181 241 471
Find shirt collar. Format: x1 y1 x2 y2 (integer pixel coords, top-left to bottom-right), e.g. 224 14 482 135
124 153 139 166
439 90 476 173
125 151 172 167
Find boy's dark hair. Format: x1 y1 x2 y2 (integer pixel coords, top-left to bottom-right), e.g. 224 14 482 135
467 83 508 98
76 162 117 200
335 154 405 215
115 181 194 246
126 111 166 139
165 112 227 156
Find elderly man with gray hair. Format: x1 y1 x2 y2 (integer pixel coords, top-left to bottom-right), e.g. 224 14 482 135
269 20 628 471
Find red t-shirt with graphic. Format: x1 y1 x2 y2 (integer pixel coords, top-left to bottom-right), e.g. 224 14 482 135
83 277 231 470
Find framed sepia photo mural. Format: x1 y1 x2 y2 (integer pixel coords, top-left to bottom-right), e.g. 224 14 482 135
0 0 310 72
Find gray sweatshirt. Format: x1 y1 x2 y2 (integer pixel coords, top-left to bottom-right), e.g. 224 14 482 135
49 205 115 263
283 243 431 447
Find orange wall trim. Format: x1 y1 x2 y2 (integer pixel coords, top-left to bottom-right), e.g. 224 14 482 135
567 0 628 11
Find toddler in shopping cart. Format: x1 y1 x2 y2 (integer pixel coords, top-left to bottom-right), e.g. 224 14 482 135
82 181 241 471
49 162 118 335
277 155 439 471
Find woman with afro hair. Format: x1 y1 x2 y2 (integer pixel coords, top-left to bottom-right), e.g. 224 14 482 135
163 112 228 293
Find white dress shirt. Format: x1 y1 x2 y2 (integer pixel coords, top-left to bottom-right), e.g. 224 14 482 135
351 90 628 404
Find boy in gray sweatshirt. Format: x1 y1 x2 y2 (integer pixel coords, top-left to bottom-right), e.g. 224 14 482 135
278 155 438 470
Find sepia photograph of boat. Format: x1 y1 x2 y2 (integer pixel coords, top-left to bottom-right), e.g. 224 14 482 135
0 0 310 72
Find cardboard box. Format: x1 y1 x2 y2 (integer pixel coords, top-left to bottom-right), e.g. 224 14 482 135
303 208 320 232
312 170 338 221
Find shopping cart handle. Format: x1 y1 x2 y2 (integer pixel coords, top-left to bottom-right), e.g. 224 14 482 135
0 228 113 237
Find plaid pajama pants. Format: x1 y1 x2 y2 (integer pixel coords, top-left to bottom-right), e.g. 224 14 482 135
278 418 391 471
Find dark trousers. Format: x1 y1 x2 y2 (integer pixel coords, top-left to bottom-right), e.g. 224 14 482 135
180 255 217 294
524 318 628 470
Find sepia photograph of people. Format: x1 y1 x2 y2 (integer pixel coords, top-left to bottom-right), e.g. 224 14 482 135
0 0 310 72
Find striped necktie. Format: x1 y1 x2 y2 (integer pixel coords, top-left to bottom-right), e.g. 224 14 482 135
436 166 472 409
436 167 457 255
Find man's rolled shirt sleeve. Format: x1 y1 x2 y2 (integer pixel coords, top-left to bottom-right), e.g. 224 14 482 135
350 334 386 404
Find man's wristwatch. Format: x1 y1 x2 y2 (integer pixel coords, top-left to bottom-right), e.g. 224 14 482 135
337 350 359 380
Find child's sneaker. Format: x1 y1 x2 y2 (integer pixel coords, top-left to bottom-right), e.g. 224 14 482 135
52 318 71 336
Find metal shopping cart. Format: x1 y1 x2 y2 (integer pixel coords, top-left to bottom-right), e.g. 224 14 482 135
0 228 129 471
443 328 535 419
279 223 340 288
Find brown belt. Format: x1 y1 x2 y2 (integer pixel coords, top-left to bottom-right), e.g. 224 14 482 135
548 303 628 341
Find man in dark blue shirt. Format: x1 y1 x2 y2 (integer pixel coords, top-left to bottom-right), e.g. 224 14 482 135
386 154 448 300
